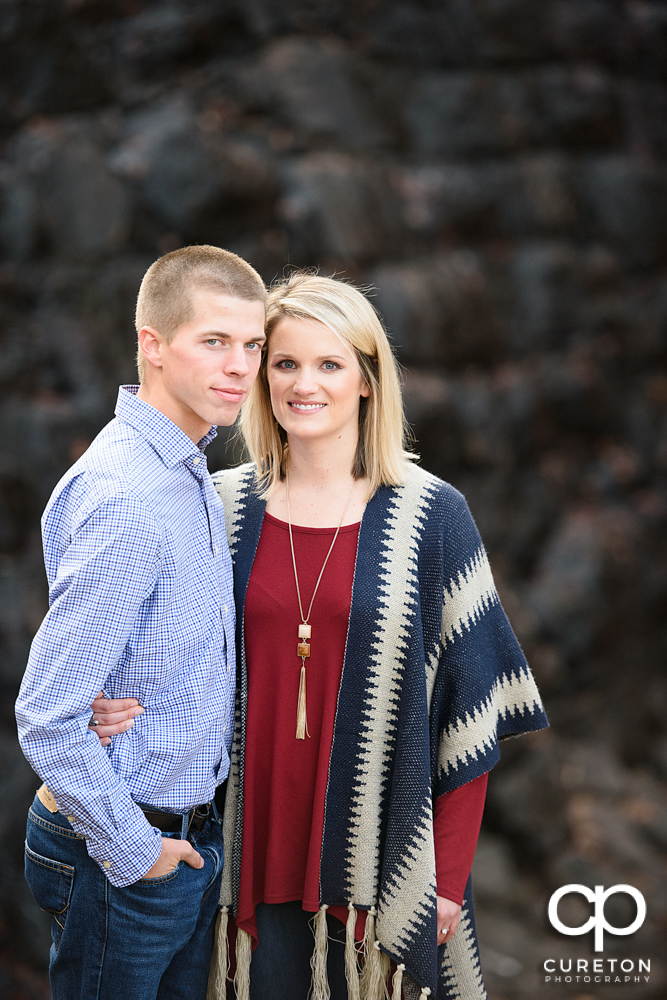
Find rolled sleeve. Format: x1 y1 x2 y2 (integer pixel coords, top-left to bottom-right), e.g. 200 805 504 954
16 494 165 883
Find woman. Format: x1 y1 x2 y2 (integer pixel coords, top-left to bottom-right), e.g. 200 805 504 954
94 274 548 1000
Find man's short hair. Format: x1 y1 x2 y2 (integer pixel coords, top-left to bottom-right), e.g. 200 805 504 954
135 245 267 381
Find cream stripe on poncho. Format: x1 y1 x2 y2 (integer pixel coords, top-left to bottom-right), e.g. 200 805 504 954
211 462 548 999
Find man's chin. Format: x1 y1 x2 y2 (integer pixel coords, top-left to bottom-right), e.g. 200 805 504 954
208 400 244 428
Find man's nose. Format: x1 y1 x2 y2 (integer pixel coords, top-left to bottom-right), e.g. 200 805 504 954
222 342 250 376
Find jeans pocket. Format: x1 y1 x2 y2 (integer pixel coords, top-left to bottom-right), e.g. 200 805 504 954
136 863 182 886
24 842 74 949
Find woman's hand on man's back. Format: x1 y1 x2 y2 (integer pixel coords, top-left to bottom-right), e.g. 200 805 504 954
89 691 143 746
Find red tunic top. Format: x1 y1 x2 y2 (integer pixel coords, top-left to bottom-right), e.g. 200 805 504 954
236 513 487 941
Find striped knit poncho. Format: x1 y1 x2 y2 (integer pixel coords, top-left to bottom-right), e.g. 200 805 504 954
209 461 548 1000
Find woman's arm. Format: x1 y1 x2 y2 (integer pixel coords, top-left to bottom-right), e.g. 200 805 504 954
89 691 144 746
434 772 488 944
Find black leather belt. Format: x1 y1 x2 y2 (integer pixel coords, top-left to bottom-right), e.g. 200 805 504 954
140 802 214 834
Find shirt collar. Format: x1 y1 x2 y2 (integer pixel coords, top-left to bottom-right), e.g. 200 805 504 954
115 386 218 468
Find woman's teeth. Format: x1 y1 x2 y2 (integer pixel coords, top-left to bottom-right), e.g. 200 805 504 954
290 403 325 410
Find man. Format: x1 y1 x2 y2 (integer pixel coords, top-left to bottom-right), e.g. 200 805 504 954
15 245 267 999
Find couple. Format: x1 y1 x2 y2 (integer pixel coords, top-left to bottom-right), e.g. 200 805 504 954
16 245 548 1000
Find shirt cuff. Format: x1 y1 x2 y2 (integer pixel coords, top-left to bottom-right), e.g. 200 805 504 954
84 820 164 887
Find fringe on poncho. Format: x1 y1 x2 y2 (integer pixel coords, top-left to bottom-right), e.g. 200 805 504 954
208 462 548 1000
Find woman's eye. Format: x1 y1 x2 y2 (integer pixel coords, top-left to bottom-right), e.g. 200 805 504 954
276 360 296 369
322 361 340 371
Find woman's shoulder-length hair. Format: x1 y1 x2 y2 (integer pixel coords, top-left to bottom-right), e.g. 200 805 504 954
240 272 417 499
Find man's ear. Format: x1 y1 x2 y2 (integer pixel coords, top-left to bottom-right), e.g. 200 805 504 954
137 327 164 371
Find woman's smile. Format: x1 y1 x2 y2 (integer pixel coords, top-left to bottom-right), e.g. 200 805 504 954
288 401 326 411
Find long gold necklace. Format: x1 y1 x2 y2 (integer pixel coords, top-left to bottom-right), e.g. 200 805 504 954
286 471 357 740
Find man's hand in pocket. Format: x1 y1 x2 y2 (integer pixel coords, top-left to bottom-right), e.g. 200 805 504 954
142 838 204 879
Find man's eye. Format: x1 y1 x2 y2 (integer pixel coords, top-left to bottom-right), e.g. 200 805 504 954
206 339 220 346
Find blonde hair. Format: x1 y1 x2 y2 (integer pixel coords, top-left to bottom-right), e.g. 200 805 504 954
135 245 266 381
240 273 416 499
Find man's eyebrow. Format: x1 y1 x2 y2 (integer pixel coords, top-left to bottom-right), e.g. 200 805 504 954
201 330 267 342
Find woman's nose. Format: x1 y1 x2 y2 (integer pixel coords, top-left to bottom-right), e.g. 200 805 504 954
293 369 316 394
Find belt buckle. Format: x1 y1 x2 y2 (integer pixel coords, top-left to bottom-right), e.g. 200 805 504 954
188 802 212 834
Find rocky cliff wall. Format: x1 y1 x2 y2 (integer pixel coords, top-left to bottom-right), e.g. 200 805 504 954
1 2 666 997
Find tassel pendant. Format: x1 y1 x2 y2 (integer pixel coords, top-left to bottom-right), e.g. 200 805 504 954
296 659 310 739
287 472 357 741
298 622 311 658
296 622 311 738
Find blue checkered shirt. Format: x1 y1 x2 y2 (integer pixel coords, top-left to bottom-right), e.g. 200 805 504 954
16 386 236 886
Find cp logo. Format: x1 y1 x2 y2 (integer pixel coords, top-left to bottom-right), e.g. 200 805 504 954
548 884 646 952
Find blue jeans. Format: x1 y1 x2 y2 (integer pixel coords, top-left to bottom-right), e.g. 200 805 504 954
249 901 348 1000
24 793 224 1000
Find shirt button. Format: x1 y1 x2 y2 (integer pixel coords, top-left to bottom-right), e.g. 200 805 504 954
215 545 219 555
67 815 75 822
193 456 201 465
103 861 111 869
224 605 229 614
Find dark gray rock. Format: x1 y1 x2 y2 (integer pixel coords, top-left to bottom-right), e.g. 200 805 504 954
108 93 277 242
404 64 620 159
1 119 131 261
394 157 577 240
244 36 395 150
576 156 667 267
405 69 537 157
509 241 585 351
372 251 503 363
536 64 622 150
280 153 400 262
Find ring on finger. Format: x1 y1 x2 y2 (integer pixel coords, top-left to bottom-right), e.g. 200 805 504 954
88 715 99 727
